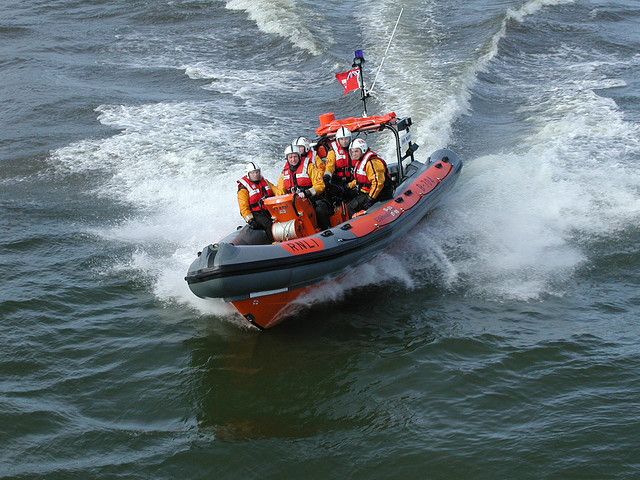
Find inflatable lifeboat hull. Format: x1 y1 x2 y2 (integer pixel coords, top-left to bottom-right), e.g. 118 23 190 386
185 149 462 329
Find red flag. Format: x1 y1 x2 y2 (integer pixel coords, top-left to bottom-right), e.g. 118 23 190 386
335 67 361 95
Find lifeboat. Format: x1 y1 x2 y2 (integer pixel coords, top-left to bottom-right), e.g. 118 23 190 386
185 110 463 329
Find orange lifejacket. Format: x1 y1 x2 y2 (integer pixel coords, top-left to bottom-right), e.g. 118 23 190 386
237 176 274 212
282 155 313 192
330 140 353 179
353 150 388 192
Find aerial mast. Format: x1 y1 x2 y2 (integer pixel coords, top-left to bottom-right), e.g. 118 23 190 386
352 49 369 117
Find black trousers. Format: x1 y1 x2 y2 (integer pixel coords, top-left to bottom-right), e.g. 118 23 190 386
347 192 371 216
252 210 273 242
312 198 331 230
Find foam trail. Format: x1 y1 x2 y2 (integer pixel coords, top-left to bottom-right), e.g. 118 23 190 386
441 0 576 148
433 0 576 149
224 0 324 55
362 0 576 151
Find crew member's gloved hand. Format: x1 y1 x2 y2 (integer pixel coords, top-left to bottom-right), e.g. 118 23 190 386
248 218 259 229
323 174 331 186
297 191 306 199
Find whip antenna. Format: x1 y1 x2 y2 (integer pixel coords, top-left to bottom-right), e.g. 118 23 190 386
368 7 404 95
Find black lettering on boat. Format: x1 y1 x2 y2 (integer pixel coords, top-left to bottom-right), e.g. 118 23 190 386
289 239 319 250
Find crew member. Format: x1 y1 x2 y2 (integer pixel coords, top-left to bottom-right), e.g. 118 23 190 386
315 137 330 164
237 162 276 241
323 126 353 184
294 136 325 174
347 138 393 214
276 144 331 230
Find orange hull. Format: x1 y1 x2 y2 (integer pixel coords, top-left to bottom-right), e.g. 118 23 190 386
231 287 312 329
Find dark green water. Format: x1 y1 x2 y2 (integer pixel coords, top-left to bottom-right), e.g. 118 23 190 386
2 0 640 478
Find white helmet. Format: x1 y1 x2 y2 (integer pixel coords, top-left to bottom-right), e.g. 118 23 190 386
294 136 310 154
284 144 300 158
349 138 368 153
335 126 352 140
245 162 260 175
